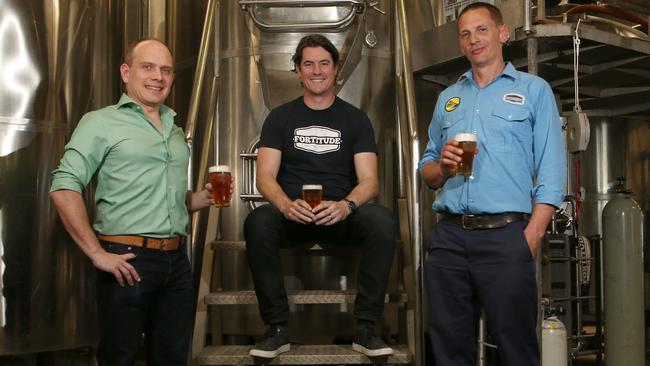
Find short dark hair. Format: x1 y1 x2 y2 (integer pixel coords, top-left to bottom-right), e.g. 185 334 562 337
458 2 504 26
123 38 172 65
291 34 340 67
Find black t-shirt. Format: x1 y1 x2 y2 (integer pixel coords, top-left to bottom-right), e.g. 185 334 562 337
259 96 378 200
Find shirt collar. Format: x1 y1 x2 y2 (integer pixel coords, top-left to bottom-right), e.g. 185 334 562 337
458 61 519 85
116 93 176 119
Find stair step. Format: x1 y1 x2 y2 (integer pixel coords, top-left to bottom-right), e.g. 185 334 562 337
212 241 336 251
212 240 246 251
212 240 403 251
205 290 407 305
198 344 413 365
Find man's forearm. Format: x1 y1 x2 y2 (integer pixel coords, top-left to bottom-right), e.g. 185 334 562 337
257 175 293 213
523 203 557 257
345 178 378 207
50 190 104 260
527 204 556 236
421 161 451 189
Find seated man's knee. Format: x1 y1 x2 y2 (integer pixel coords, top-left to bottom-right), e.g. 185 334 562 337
244 204 283 240
354 203 397 241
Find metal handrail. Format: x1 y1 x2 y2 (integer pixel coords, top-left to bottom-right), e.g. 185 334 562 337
395 1 423 365
239 0 365 32
185 0 216 142
185 0 217 265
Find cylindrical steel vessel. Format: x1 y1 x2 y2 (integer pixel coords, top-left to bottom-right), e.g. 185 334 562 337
214 0 396 341
578 117 628 239
0 0 121 354
602 189 645 366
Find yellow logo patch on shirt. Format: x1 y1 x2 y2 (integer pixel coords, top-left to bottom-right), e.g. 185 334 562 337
445 97 461 112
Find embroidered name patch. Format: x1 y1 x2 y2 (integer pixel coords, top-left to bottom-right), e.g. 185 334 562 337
445 97 461 112
503 93 525 105
293 126 341 154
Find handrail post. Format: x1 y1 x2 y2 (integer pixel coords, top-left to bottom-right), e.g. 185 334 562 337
185 0 217 267
396 1 423 365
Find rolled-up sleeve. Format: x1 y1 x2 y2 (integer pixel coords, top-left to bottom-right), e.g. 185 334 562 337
531 83 567 208
418 97 444 173
50 113 109 193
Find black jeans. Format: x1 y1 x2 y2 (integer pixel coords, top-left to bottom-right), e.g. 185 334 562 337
96 242 193 366
425 220 539 366
244 203 396 326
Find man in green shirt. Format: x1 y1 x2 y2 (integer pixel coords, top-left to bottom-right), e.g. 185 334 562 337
50 38 212 365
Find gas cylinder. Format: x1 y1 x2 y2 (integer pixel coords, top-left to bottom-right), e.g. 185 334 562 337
541 316 568 366
602 178 645 366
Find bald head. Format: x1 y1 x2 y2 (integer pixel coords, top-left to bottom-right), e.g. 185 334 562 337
124 38 173 66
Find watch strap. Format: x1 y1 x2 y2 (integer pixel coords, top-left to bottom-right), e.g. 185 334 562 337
342 198 357 213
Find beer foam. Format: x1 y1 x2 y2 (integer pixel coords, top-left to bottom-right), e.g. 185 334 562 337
454 133 477 142
209 165 230 173
302 184 322 190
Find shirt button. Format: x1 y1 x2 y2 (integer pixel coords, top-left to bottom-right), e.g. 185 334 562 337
508 114 512 119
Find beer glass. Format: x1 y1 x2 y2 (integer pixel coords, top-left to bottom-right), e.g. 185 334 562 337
209 165 232 207
454 132 477 176
302 184 323 209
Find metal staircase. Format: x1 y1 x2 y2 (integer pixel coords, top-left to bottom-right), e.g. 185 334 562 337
195 239 414 365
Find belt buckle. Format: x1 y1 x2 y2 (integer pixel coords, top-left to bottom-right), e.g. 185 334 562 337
461 215 475 230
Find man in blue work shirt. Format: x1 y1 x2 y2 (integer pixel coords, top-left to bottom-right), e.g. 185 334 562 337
419 2 566 365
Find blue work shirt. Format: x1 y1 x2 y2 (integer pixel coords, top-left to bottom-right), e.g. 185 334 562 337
419 62 566 214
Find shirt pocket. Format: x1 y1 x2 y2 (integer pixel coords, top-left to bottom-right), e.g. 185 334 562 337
488 106 532 154
440 110 466 143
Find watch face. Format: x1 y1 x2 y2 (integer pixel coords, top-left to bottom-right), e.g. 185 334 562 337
345 199 356 212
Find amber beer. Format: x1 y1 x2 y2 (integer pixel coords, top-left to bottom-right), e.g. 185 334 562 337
302 184 323 209
209 165 232 207
454 133 477 176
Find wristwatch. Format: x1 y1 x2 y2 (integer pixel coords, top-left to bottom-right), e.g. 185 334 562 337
342 198 357 214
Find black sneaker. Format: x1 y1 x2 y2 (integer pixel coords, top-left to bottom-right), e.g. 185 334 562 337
249 325 291 359
352 323 394 357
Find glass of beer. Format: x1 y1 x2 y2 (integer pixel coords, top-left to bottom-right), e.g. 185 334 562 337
302 184 323 209
454 132 477 177
209 165 232 207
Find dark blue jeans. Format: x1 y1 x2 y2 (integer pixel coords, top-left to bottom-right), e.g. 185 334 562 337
425 219 539 366
96 242 193 366
244 203 396 326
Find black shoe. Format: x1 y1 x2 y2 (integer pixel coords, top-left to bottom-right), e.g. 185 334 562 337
249 325 291 359
352 323 394 357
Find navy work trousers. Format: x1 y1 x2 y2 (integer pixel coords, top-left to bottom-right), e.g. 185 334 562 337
244 203 396 326
425 219 539 366
95 242 194 366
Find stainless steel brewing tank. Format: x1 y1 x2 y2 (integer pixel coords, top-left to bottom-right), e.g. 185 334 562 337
578 117 649 250
214 0 395 341
0 0 121 354
578 117 627 239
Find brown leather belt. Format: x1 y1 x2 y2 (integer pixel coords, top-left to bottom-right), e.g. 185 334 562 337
440 212 529 230
98 234 182 251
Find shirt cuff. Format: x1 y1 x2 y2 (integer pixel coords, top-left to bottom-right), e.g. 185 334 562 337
534 191 565 209
50 177 84 193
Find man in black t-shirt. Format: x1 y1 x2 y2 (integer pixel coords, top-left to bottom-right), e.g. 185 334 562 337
245 34 396 360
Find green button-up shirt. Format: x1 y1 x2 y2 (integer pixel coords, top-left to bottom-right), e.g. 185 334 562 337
50 94 190 237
